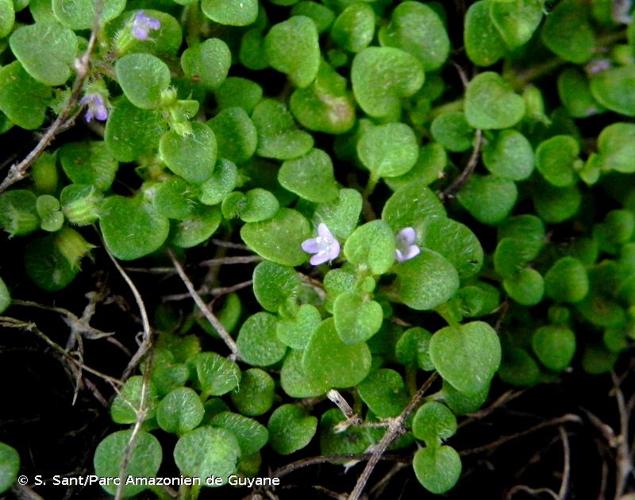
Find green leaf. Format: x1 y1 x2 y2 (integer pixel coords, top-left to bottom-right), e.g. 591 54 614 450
536 135 580 187
544 256 589 303
241 208 311 266
230 368 275 417
412 401 457 444
319 408 375 455
0 190 39 237
351 46 424 118
253 261 301 313
157 387 205 434
110 375 159 424
279 149 339 202
0 443 18 496
100 195 170 260
36 194 63 232
277 304 322 349
413 446 462 494
465 72 526 129
499 347 541 386
289 61 356 134
464 1 505 67
358 122 419 178
170 205 222 248
236 312 287 367
358 368 409 418
252 99 314 160
532 182 581 223
382 183 446 231
503 267 544 306
24 228 92 291
174 426 240 483
0 62 51 130
201 0 258 26
314 188 362 239
211 412 269 455
208 107 257 165
395 327 434 370
94 430 162 496
441 379 490 415
330 3 375 53
115 53 171 109
105 97 168 162
52 0 125 29
199 159 238 206
333 292 383 344
422 216 484 281
291 1 335 33
265 16 320 88
0 0 14 38
385 143 448 190
379 1 449 71
215 77 263 114
109 10 183 58
532 325 576 371
154 177 197 220
192 352 241 396
430 321 501 394
280 349 327 397
268 404 318 455
541 0 595 63
590 66 635 118
457 174 518 225
394 249 460 311
482 130 534 181
489 0 543 50
430 112 474 153
343 220 396 274
593 123 635 173
10 22 77 86
0 278 10 315
160 122 217 184
181 38 231 90
59 141 118 191
558 68 604 118
303 318 372 389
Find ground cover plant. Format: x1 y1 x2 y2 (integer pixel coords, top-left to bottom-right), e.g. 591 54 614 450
0 0 635 498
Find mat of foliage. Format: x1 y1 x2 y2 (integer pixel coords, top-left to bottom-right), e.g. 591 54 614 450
0 0 634 498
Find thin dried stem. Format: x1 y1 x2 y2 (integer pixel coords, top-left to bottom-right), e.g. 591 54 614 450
557 427 571 500
441 129 483 201
461 414 582 456
105 251 155 500
168 250 241 360
0 18 99 193
347 373 438 500
199 255 263 267
272 453 409 479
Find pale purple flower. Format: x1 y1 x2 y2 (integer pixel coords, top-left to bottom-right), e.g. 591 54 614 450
585 59 611 75
80 93 108 122
302 223 340 266
395 227 420 263
132 11 161 41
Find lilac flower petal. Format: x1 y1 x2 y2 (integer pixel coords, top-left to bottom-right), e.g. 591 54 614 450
84 109 94 123
301 238 320 253
317 223 332 239
310 252 329 266
94 105 108 121
403 245 421 261
398 227 417 245
147 17 161 29
326 239 340 261
132 26 148 40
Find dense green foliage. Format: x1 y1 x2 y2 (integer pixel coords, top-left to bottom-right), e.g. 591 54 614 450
0 0 634 497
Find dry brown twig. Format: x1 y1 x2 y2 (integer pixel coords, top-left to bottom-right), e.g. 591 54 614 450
0 13 99 193
441 128 484 201
347 372 438 500
168 249 241 361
